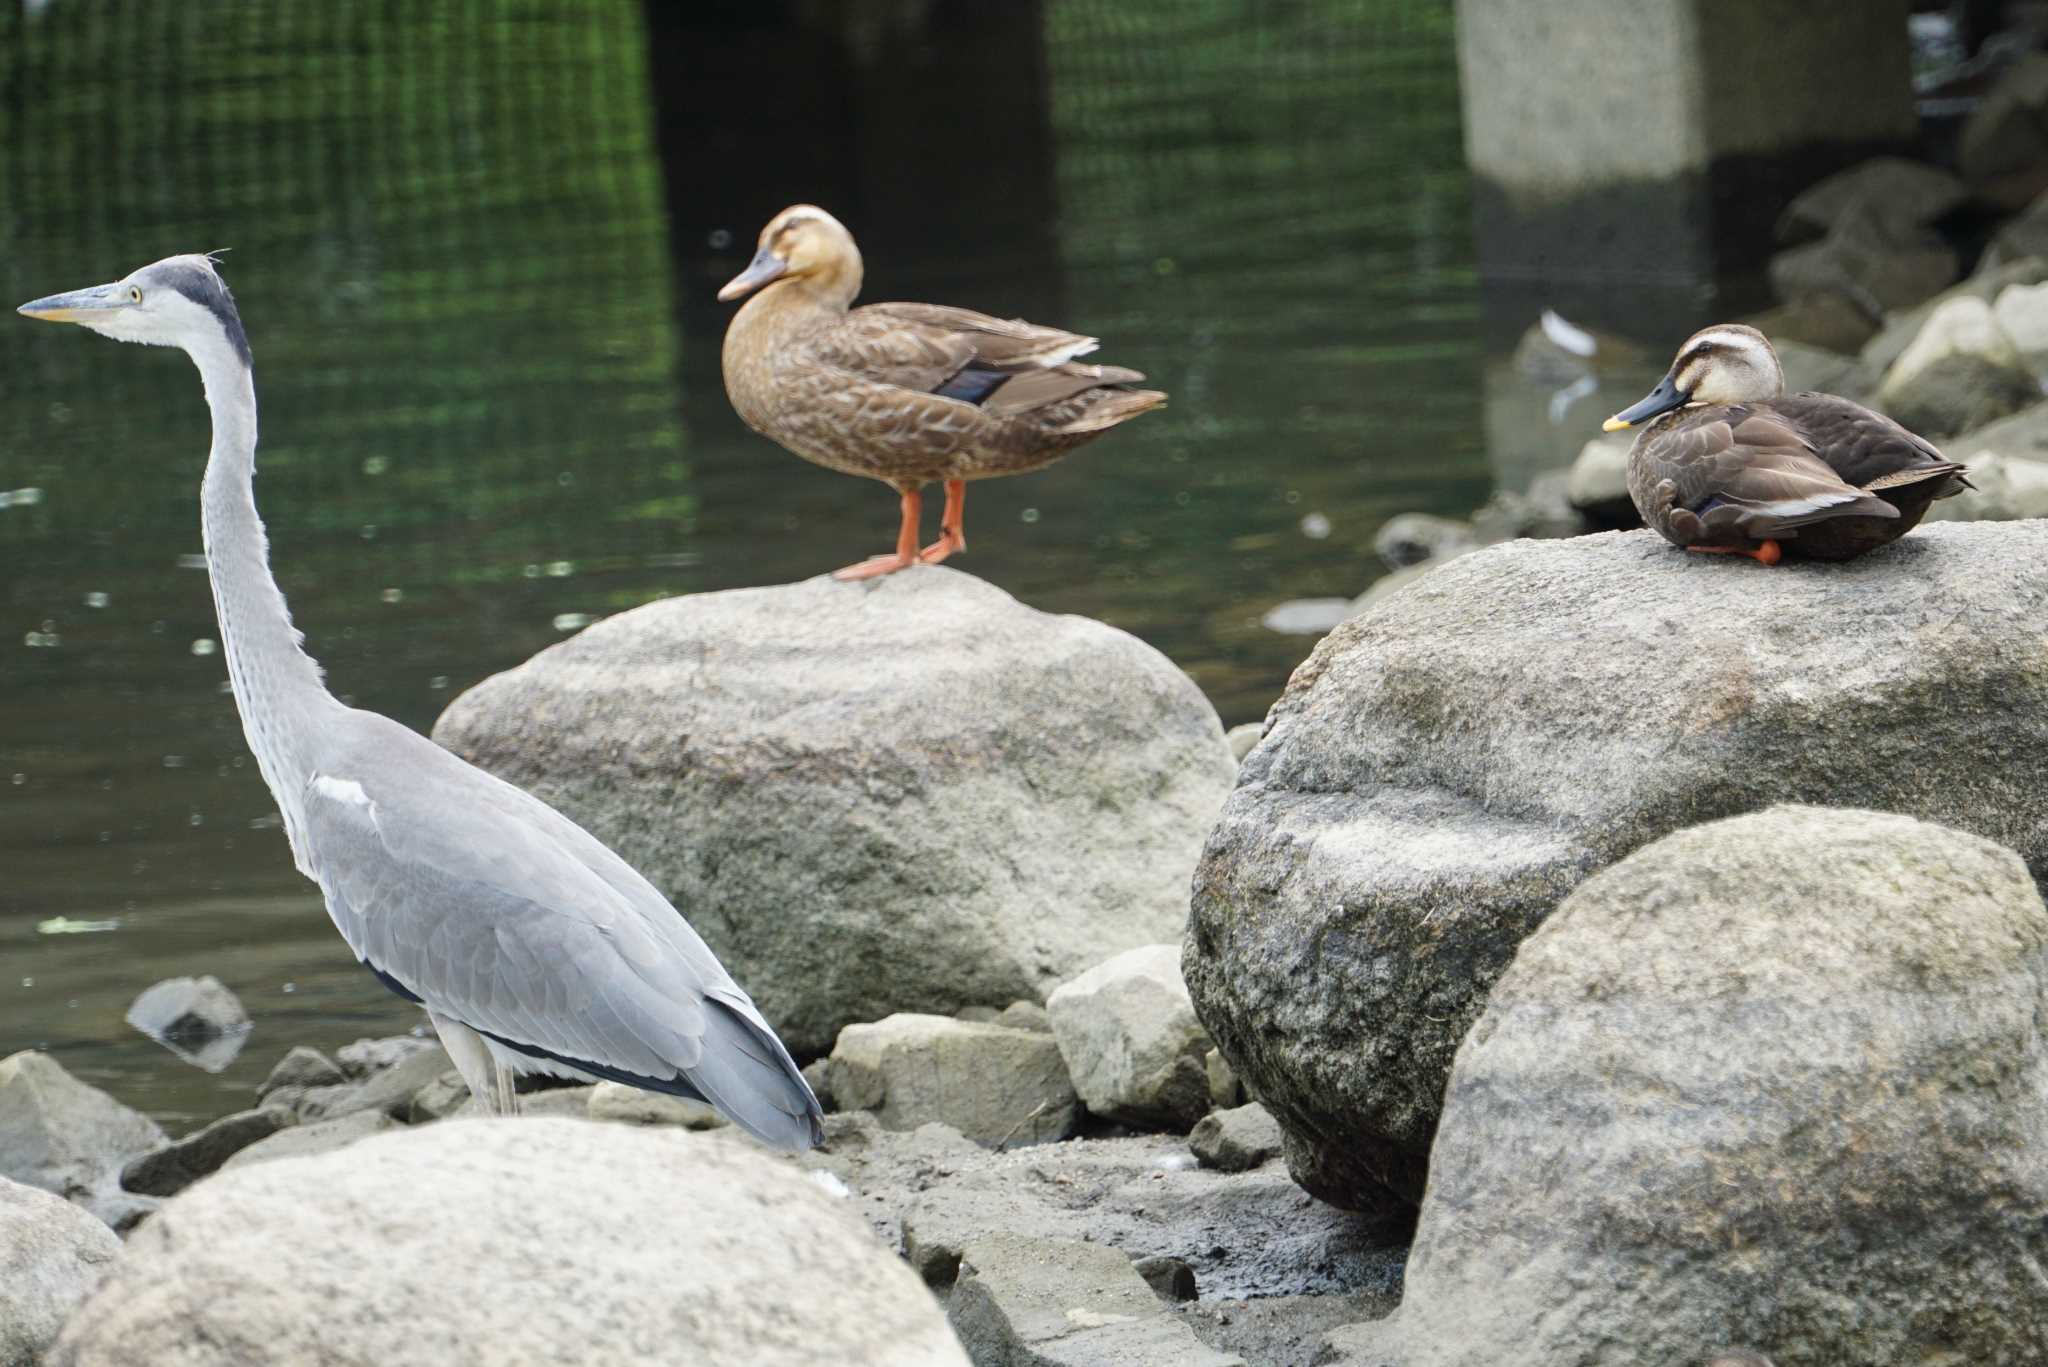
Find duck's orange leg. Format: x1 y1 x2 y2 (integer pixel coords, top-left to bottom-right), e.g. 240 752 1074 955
919 480 967 565
833 487 922 581
1687 539 1782 566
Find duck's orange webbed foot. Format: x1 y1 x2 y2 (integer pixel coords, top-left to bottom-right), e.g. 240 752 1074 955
1687 539 1782 566
919 479 967 565
833 487 924 582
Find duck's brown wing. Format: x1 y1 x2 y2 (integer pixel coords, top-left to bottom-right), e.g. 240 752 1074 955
813 302 1147 416
1765 393 1968 497
1635 408 1901 543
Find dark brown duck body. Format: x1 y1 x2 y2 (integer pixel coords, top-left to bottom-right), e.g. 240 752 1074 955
1609 325 1967 565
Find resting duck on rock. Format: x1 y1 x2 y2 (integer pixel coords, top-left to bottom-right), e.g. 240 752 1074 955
1605 324 1968 564
719 205 1166 580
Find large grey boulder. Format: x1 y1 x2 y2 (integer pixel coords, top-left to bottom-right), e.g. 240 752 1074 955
50 1118 968 1367
1334 807 2048 1366
0 1177 121 1367
1185 522 2048 1212
828 1013 1077 1147
0 1053 163 1230
1047 945 1214 1131
433 568 1234 1057
1775 156 1968 244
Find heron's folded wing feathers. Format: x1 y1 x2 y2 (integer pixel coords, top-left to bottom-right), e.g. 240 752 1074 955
300 713 820 1147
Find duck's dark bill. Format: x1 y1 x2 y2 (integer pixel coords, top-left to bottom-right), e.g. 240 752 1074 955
1603 373 1687 432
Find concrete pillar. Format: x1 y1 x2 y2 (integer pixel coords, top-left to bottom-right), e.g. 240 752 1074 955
1457 0 1916 331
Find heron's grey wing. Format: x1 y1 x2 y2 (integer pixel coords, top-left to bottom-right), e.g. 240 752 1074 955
299 713 821 1149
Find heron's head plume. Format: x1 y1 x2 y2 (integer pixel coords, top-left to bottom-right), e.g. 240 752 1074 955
1603 323 1782 431
717 205 862 307
18 253 250 368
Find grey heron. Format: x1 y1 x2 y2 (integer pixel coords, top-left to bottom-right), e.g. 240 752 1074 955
19 255 824 1149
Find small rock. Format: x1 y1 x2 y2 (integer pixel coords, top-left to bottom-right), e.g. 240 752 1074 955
453 1084 594 1121
1959 51 2048 186
277 1043 454 1125
0 1176 122 1366
953 1005 1003 1025
0 1051 165 1228
1204 1048 1242 1110
1225 723 1263 764
1189 1104 1284 1174
1469 473 1580 543
1768 204 1958 315
1994 280 2048 372
1776 156 1969 244
1132 1252 1199 1303
120 1106 295 1197
222 1110 402 1171
406 1070 471 1123
1741 293 1881 355
1925 452 2048 522
334 1035 437 1080
801 1058 836 1113
1373 513 1479 570
1563 431 1634 529
1261 598 1354 636
259 1046 344 1095
1985 194 2048 271
123 976 251 1073
1047 945 1213 1131
1876 295 2038 437
55 1119 971 1367
586 1081 727 1129
1861 256 2048 375
996 1000 1052 1034
829 1014 1077 1147
947 1233 1244 1367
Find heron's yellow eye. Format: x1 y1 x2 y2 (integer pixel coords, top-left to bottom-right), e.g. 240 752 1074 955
128 286 142 304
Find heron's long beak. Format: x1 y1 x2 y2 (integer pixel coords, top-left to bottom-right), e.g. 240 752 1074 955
717 248 789 303
1602 372 1688 432
17 282 127 324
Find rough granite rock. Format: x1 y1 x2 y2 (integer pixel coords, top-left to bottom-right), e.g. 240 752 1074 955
829 1013 1076 1147
333 1035 438 1079
258 1046 343 1095
51 1118 968 1367
1333 807 2048 1367
1860 256 2048 375
265 1043 453 1124
1186 522 2048 1212
1189 1104 1283 1174
0 1177 121 1367
0 1052 164 1229
948 1234 1243 1367
431 567 1235 1057
119 1107 295 1198
1875 294 2038 437
1047 945 1214 1131
219 1109 402 1171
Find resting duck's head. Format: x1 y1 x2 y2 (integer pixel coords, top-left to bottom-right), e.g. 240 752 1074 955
1603 324 1785 431
717 205 863 308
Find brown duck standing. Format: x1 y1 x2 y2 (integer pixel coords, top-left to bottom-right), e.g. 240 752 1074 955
1604 324 1968 564
718 205 1167 580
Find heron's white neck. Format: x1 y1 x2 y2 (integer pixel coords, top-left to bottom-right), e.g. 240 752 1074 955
192 333 336 848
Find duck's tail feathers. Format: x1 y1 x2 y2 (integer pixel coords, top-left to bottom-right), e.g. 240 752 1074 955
1058 387 1168 434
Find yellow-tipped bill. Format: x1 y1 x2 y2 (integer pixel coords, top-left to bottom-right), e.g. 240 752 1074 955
17 282 126 323
1602 416 1631 432
1603 372 1687 433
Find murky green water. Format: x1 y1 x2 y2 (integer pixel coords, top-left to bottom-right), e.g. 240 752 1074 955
0 1 1502 1125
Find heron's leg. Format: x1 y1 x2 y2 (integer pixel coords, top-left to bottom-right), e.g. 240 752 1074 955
918 480 967 564
833 487 922 581
429 1010 508 1116
1687 540 1782 566
492 1060 522 1117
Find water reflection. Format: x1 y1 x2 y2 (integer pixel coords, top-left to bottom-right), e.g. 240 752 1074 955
0 1 1486 1121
